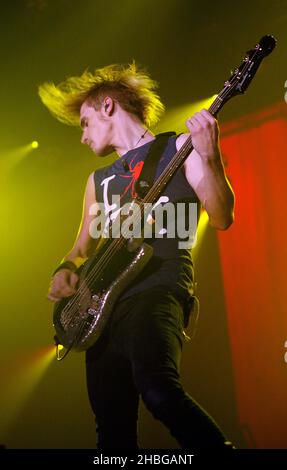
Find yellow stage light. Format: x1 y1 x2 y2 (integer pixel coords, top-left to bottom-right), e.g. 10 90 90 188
0 345 55 435
31 141 39 149
155 94 219 135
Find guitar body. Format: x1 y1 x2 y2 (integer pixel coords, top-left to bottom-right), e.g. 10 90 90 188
53 240 153 351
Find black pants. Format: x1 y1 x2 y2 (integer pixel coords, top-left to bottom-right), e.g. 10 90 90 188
85 286 228 449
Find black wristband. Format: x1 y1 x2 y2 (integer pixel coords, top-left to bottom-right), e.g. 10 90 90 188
52 261 77 277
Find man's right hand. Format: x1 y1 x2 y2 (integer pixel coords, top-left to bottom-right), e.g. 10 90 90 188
47 269 79 302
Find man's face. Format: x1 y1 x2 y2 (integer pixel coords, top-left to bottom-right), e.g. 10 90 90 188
80 101 113 156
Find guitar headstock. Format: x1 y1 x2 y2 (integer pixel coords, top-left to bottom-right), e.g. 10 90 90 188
229 35 276 94
210 35 276 116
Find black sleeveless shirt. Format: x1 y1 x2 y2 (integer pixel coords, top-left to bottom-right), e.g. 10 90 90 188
93 134 200 303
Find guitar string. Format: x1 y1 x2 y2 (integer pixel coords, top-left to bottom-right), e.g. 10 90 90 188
62 48 258 323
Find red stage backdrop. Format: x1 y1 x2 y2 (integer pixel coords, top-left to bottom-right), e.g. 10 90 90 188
218 102 287 448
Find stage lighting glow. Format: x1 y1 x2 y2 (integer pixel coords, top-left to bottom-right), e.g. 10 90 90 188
155 95 220 135
31 141 39 149
193 210 209 261
0 345 55 434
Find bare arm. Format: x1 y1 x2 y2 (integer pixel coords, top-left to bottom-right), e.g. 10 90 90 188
47 172 101 301
177 109 235 230
61 172 100 264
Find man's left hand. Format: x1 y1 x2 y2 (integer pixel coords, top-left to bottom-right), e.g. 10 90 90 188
185 109 220 163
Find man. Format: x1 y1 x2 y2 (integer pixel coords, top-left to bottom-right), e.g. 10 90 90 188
39 62 235 449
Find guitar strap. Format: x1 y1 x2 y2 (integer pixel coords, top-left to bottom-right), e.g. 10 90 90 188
135 131 176 199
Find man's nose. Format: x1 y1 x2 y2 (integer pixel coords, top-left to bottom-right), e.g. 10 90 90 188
81 132 89 145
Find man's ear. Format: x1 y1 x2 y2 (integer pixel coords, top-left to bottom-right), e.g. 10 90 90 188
102 96 114 115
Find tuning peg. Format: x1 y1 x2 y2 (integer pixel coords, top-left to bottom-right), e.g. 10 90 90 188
230 67 239 75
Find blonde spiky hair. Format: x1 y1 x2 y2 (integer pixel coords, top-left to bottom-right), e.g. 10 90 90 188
38 62 165 128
